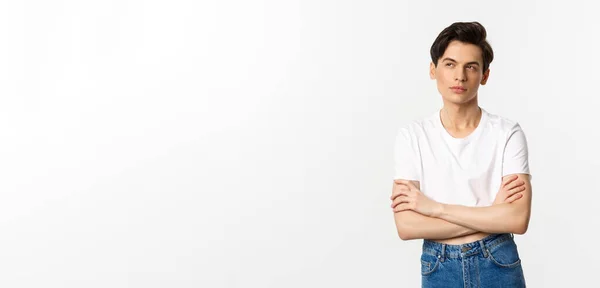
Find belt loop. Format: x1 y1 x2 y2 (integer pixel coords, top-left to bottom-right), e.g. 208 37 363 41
510 233 514 239
440 244 446 262
478 240 488 258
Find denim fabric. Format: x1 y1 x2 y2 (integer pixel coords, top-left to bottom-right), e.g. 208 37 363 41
421 234 526 288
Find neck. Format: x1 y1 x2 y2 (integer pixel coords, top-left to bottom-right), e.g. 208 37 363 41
440 99 481 131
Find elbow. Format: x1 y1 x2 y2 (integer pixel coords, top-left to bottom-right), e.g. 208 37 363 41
513 222 529 235
394 211 419 240
511 218 530 235
397 230 412 241
396 225 416 240
507 206 530 235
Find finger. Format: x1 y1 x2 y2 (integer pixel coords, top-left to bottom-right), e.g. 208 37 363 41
502 174 519 187
394 179 412 186
391 196 411 208
402 181 418 190
392 181 405 192
506 179 525 190
502 175 519 187
508 184 526 195
393 183 410 191
392 182 409 190
504 192 523 203
393 183 409 192
390 186 410 200
503 185 525 201
396 188 414 198
390 190 409 200
395 179 418 188
393 203 412 213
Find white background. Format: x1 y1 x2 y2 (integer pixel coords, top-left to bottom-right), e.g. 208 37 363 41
1 0 598 287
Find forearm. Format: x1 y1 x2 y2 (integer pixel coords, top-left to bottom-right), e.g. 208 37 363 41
394 210 480 240
437 203 529 234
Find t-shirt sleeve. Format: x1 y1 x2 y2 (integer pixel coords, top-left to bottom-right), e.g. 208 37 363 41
393 127 420 181
502 123 532 179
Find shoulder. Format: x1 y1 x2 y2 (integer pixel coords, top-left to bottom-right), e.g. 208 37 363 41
483 109 526 136
483 109 530 155
395 112 438 140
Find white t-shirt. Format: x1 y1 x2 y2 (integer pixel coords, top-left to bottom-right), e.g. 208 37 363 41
393 108 531 207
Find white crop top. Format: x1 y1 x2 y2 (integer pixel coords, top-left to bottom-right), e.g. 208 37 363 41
393 108 531 207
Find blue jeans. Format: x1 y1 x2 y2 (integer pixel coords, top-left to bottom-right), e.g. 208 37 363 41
421 233 526 288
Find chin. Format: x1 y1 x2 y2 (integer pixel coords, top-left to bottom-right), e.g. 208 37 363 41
441 93 477 105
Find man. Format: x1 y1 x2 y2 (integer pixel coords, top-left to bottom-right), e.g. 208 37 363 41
390 22 531 287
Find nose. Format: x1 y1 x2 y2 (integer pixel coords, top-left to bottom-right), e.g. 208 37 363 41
454 69 466 82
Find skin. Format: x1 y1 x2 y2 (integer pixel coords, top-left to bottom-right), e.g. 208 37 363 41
390 40 533 244
432 40 489 136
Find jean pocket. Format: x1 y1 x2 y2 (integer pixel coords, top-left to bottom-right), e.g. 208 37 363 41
420 253 440 276
486 240 521 268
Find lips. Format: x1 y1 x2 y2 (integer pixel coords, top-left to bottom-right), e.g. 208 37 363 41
450 86 466 94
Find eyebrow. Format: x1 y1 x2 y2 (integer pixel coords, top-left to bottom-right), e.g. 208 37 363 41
441 57 480 66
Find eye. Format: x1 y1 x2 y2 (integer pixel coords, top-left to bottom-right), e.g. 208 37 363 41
445 63 454 67
467 65 478 70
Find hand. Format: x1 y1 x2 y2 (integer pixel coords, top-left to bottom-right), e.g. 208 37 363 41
493 175 526 205
390 180 443 217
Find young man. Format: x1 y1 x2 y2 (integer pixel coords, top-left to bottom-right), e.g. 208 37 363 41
390 22 531 287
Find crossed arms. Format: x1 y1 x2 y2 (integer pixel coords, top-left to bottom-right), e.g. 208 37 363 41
390 174 532 240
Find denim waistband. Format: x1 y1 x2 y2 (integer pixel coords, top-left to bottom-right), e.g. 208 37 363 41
422 233 514 260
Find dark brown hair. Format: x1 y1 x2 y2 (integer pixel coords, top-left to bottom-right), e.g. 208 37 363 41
430 22 494 72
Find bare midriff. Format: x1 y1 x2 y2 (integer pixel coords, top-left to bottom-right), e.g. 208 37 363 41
433 232 491 245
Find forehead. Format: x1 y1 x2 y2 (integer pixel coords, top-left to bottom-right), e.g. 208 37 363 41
441 40 483 64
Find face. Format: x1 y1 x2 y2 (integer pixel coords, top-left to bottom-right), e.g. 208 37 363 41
429 40 490 105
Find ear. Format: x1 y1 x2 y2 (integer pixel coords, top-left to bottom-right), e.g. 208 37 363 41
429 62 436 79
481 68 490 85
